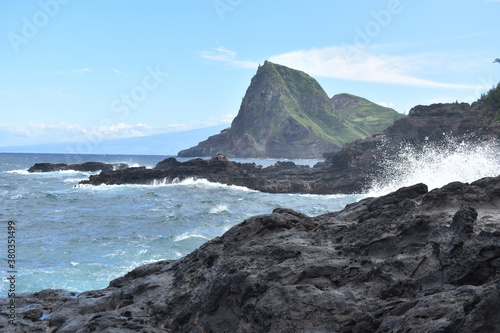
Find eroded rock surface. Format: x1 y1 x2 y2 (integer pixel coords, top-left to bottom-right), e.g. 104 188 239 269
3 176 500 332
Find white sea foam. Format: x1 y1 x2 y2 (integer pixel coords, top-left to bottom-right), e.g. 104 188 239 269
169 177 257 192
174 233 209 242
5 169 98 176
151 177 168 186
366 139 500 197
64 178 87 183
209 204 230 214
4 169 30 174
74 176 257 191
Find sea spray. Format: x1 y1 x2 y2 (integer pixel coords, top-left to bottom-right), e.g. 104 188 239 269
366 137 500 197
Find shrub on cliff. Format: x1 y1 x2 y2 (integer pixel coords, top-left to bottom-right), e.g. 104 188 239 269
480 82 500 122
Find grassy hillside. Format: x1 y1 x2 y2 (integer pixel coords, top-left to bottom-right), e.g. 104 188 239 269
179 61 405 158
332 93 405 142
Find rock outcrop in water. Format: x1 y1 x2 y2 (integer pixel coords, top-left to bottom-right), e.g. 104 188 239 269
77 88 500 194
78 154 364 194
28 162 129 173
178 61 403 159
3 175 500 332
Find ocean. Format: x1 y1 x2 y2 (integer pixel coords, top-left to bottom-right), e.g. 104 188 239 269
0 153 361 295
2 139 500 296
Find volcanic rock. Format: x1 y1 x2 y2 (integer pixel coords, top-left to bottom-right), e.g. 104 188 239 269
28 162 129 173
79 155 365 194
3 175 500 332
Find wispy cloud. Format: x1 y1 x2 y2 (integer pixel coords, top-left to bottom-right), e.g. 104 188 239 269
376 101 395 108
74 68 92 74
43 68 93 75
41 89 88 98
268 46 477 89
0 122 156 147
0 118 235 147
112 69 126 75
0 90 26 95
195 113 235 128
55 90 87 98
200 47 259 68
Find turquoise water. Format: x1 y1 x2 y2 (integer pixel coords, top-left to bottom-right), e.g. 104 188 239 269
0 153 361 294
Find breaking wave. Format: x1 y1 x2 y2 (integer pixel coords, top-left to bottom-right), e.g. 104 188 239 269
366 138 500 197
209 204 230 214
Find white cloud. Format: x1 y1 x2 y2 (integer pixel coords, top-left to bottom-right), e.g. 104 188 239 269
112 69 126 75
0 118 236 148
55 90 87 98
376 101 394 108
40 89 88 98
202 113 235 126
43 68 92 75
0 90 26 95
73 68 92 74
200 47 260 69
268 46 477 89
0 122 155 147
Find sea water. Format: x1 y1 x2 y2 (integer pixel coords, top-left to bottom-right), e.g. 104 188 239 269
0 153 359 294
1 141 500 295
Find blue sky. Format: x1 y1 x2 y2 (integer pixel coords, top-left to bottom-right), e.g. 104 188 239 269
1 0 499 148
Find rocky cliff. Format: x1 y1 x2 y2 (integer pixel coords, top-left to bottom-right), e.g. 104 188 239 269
324 92 500 182
178 61 403 159
4 176 500 332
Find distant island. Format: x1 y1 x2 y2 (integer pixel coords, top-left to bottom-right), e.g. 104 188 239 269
178 61 404 159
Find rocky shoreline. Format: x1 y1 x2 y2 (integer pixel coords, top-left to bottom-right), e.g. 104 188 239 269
2 175 500 332
73 99 500 195
78 154 365 194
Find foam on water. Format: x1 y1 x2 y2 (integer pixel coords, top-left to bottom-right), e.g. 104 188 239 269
209 204 230 214
4 169 31 174
366 138 500 197
174 233 210 242
169 177 257 192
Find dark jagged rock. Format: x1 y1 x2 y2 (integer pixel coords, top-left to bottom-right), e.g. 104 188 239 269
4 176 500 332
28 162 129 173
320 98 500 185
79 154 363 194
